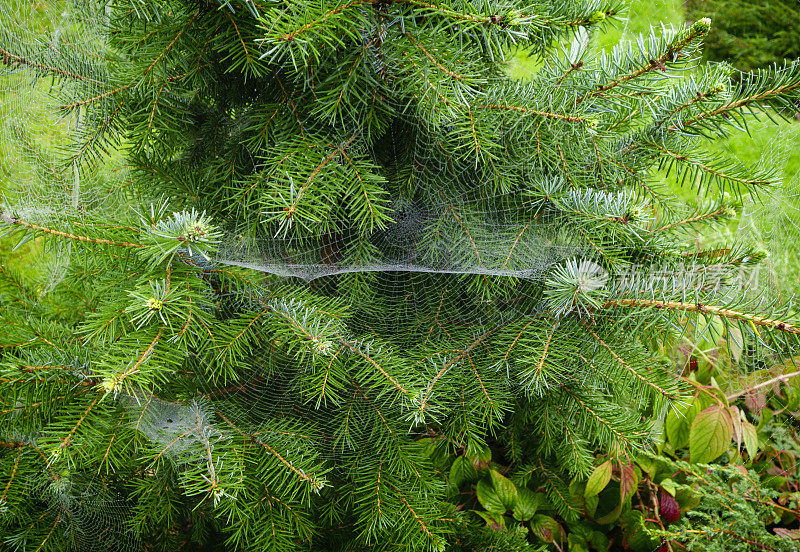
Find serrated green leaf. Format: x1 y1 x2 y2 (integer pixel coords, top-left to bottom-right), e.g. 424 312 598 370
742 419 758 460
690 405 733 464
584 493 599 517
489 469 517 510
476 479 505 514
763 475 787 490
449 455 478 487
675 487 701 511
584 460 612 498
665 402 691 450
634 455 656 477
512 487 539 521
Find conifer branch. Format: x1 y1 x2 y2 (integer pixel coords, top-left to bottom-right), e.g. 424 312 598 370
356 388 423 479
602 299 800 334
651 143 773 188
420 323 507 413
116 328 163 387
225 11 256 70
0 448 21 503
59 84 130 110
0 47 101 84
284 133 360 220
396 0 498 24
655 83 726 127
726 370 800 401
215 409 317 486
647 205 728 234
68 99 126 163
218 307 270 360
669 79 800 132
33 513 61 552
403 32 466 80
578 19 711 104
501 224 529 269
142 11 200 77
531 320 558 381
554 61 583 87
582 325 677 400
0 263 34 303
340 339 409 395
504 319 537 364
475 102 584 122
60 393 103 450
1 389 92 415
393 487 435 539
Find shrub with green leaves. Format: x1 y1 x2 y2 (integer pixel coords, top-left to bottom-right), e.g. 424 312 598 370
2 1 800 551
685 0 800 72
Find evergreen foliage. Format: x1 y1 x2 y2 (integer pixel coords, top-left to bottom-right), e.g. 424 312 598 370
2 1 800 550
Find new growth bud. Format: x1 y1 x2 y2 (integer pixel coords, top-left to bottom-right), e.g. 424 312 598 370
587 11 606 24
101 376 123 397
710 82 726 94
313 339 334 355
182 220 212 243
692 17 712 34
503 10 520 27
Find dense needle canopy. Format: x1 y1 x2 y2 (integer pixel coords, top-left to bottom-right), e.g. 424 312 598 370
1 1 800 551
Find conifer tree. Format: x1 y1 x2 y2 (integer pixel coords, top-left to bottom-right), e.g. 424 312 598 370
1 1 800 551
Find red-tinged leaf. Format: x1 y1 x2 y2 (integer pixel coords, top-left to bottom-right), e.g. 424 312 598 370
778 451 796 476
745 390 766 413
659 478 676 497
660 490 680 523
475 510 505 531
774 527 800 540
689 405 733 464
467 443 491 471
619 464 639 500
730 405 742 449
530 514 562 543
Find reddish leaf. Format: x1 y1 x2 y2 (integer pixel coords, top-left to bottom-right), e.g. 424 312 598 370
619 464 639 500
774 527 800 540
745 390 766 413
660 491 680 523
689 405 733 464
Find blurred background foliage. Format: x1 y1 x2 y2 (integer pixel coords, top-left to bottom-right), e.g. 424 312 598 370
685 0 800 72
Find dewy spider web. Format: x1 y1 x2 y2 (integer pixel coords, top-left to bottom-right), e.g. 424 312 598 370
2 0 800 550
